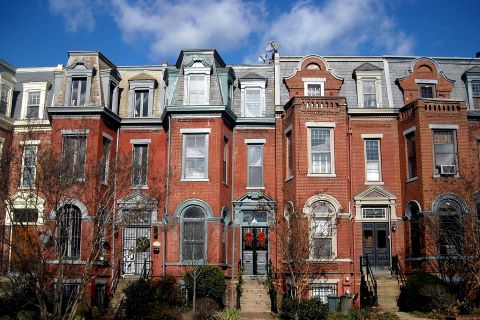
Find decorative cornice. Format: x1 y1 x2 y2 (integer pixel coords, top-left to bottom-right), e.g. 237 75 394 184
47 106 121 129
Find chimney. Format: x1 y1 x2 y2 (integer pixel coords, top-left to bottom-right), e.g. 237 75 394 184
476 51 480 58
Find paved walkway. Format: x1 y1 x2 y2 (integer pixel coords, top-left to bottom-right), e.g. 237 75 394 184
240 312 275 319
395 311 430 320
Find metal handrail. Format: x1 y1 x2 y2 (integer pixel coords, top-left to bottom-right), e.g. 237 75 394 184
140 259 152 280
110 259 121 301
391 255 406 287
360 256 377 307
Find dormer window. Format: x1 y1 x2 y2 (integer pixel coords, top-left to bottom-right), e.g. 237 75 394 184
354 63 383 108
303 78 325 96
21 82 50 120
0 87 9 115
239 79 266 117
473 81 480 109
64 61 93 107
420 84 434 98
101 70 121 113
184 60 211 105
128 79 156 118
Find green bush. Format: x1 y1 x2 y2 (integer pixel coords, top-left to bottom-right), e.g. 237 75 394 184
193 298 219 320
397 271 446 312
327 310 399 320
280 297 328 320
215 307 240 320
184 266 227 305
123 277 184 320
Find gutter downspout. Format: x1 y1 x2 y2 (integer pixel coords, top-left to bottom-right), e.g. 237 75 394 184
112 126 120 281
163 114 172 278
347 114 356 296
230 127 236 307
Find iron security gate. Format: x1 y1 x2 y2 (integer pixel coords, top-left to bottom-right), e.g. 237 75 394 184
123 210 151 275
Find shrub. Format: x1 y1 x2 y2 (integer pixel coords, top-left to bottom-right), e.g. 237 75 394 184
123 277 184 320
193 298 219 320
298 298 328 320
397 271 446 312
184 266 227 305
327 310 399 320
215 307 240 320
279 297 299 320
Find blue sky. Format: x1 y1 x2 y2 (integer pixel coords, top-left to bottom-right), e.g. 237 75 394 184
1 0 479 67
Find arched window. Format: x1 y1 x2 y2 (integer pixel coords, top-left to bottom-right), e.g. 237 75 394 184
310 201 335 259
57 204 82 259
437 199 463 255
182 205 206 262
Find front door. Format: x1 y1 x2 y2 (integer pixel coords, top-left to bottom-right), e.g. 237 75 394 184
242 227 268 275
123 224 151 275
362 222 390 270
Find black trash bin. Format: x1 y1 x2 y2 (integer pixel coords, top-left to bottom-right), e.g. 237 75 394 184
327 295 339 313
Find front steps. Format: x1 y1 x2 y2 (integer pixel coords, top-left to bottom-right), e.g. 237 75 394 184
376 274 401 312
240 276 272 319
103 276 139 319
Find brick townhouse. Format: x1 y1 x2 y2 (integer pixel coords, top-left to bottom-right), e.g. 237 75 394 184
0 49 480 310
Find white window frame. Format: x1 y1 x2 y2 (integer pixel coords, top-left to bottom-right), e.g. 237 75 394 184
310 283 338 303
63 61 93 107
21 82 49 120
430 126 459 177
303 77 325 96
362 134 383 184
20 140 40 188
245 139 266 189
131 141 150 188
465 72 480 109
308 201 337 260
128 80 155 117
5 191 45 225
0 79 15 117
355 72 383 108
306 122 335 177
239 79 266 117
181 128 210 181
184 62 211 105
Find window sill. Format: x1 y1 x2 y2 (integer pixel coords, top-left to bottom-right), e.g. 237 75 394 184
48 259 86 265
365 181 384 185
246 186 265 190
307 173 336 178
18 185 36 190
405 176 418 183
181 178 209 182
306 257 341 262
285 176 294 183
130 185 148 190
432 174 460 179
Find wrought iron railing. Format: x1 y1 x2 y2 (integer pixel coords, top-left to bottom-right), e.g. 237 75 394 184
141 258 152 280
391 255 406 287
360 255 377 308
109 259 121 303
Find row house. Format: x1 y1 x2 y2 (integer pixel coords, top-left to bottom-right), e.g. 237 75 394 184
0 49 480 311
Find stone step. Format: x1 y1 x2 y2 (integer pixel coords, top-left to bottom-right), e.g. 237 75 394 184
240 312 274 320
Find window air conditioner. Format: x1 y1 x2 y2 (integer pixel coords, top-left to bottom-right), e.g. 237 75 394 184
440 165 456 175
440 244 455 256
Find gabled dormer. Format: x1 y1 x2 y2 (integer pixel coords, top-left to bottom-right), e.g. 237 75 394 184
63 60 94 107
463 66 480 110
353 63 384 108
284 55 343 98
183 59 212 105
397 58 455 104
0 59 17 118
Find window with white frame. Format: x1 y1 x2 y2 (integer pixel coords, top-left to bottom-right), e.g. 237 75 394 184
311 284 337 303
71 77 87 106
433 130 458 175
247 144 264 188
362 80 377 107
57 204 82 259
362 208 387 219
182 133 209 180
182 205 206 262
303 78 325 96
100 137 111 184
365 139 381 182
355 69 383 108
0 85 10 115
240 79 266 117
21 145 37 187
21 82 49 120
184 61 211 105
309 128 334 174
310 201 335 259
62 135 87 180
473 81 480 109
128 79 155 117
132 144 148 187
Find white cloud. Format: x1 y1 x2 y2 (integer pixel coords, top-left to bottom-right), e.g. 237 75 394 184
261 0 415 57
111 0 264 61
49 0 96 32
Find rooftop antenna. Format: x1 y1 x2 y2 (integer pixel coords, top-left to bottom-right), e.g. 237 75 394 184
258 40 280 64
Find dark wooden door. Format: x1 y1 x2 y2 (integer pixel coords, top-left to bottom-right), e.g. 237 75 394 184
362 222 390 270
242 227 268 275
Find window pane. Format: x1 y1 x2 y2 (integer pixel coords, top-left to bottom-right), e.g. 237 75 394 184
189 75 205 104
247 145 263 187
13 209 38 223
433 130 457 172
307 84 322 96
245 88 261 117
473 82 480 95
22 146 37 186
132 144 148 186
365 140 380 181
406 132 417 178
184 135 207 179
71 78 87 106
421 85 434 98
0 87 8 114
312 238 332 259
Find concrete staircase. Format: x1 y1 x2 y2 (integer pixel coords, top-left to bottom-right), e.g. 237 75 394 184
240 276 272 319
376 274 400 312
102 276 139 319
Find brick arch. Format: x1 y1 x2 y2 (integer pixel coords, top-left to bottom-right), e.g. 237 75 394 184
397 58 455 104
284 55 343 98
